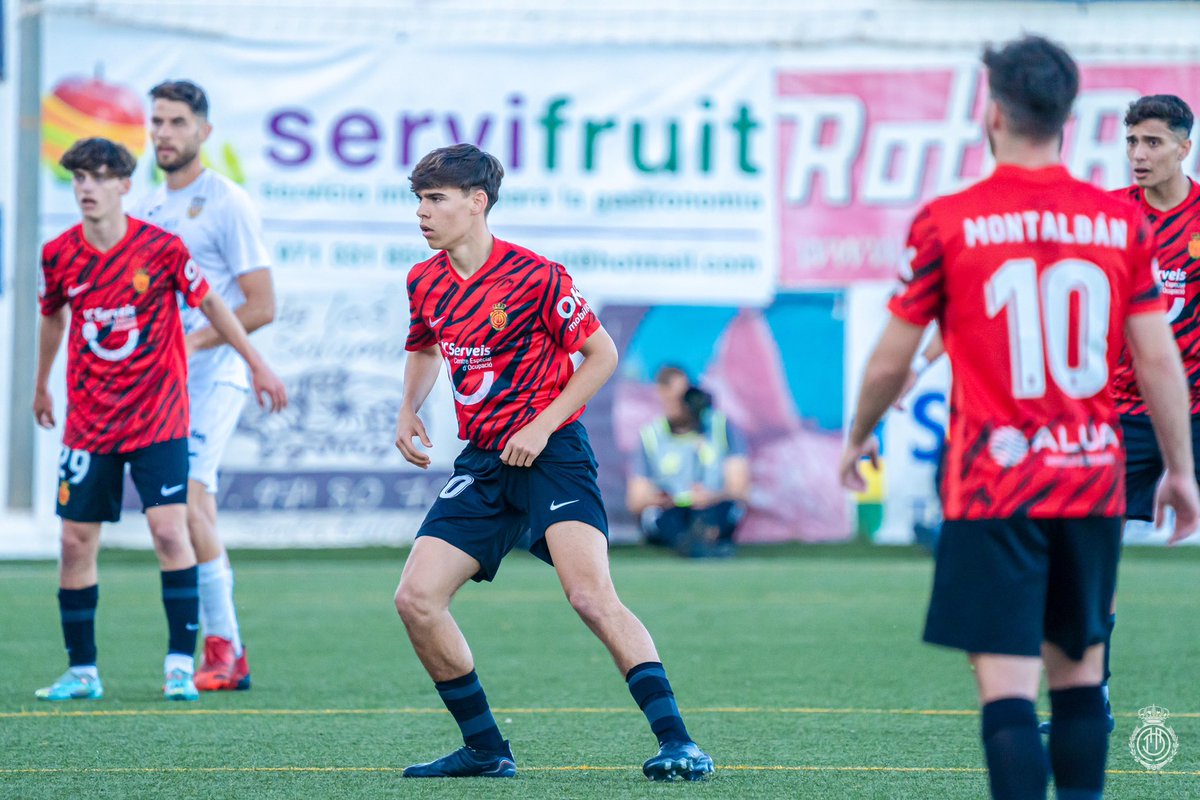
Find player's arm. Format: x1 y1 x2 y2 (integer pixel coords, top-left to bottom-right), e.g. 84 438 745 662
500 325 618 468
395 343 443 469
893 326 944 410
198 291 288 411
33 306 68 429
1126 312 1200 542
186 269 276 355
840 315 926 491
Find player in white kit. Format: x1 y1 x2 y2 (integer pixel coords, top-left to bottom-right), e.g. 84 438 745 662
133 80 277 691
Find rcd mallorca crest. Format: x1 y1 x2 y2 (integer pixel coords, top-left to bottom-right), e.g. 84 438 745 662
1128 705 1179 770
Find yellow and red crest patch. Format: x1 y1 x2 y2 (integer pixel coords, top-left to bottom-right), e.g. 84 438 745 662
1189 233 1200 260
58 480 70 506
490 302 509 331
132 267 150 294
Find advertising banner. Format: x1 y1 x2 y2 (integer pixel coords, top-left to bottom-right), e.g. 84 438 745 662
34 17 776 540
778 58 1200 287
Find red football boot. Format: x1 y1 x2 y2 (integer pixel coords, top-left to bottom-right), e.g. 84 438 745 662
195 636 252 691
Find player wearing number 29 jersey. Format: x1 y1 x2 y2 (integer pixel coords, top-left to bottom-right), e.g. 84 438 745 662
40 217 209 454
889 165 1163 520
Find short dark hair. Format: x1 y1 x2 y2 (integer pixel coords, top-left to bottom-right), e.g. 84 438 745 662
654 365 690 386
983 35 1079 142
409 144 504 213
60 137 137 178
1125 94 1194 139
149 80 209 118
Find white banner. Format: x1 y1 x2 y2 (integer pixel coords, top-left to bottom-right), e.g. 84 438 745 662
40 17 775 304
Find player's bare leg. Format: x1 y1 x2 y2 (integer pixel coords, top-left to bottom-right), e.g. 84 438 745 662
36 521 105 701
188 480 250 691
187 481 222 563
969 653 1046 799
147 503 201 700
396 536 514 777
544 521 658 672
545 521 712 781
60 520 102 589
1040 643 1109 799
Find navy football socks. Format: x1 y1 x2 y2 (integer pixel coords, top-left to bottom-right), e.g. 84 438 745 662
626 661 691 745
160 567 200 656
59 585 99 667
981 698 1047 799
1102 613 1115 685
1048 686 1108 800
435 670 506 753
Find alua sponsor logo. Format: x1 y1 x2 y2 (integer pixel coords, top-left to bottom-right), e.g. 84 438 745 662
988 422 1119 467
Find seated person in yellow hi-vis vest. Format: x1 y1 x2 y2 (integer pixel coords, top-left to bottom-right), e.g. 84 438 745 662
626 366 751 557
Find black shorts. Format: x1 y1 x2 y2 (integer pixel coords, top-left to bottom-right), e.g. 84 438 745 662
416 422 609 583
923 517 1121 660
1121 414 1200 522
56 438 189 523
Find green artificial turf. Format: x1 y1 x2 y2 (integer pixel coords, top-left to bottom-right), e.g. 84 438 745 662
1 542 1196 798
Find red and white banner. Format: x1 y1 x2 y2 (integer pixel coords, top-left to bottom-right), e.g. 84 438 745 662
778 62 1200 286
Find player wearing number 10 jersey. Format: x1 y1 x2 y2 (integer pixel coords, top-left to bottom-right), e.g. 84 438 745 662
841 37 1199 800
392 144 711 782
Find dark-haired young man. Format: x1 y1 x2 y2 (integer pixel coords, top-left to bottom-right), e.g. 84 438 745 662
393 143 712 781
840 38 1198 800
133 80 278 692
1088 93 1200 728
34 138 286 703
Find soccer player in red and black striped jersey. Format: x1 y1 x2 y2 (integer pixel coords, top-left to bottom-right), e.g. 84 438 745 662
841 38 1198 799
392 144 712 781
1076 94 1200 738
32 138 286 704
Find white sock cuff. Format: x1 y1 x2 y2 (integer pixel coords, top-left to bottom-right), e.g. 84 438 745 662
197 557 231 583
164 654 195 675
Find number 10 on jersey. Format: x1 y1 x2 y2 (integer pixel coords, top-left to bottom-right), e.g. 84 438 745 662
986 258 1111 400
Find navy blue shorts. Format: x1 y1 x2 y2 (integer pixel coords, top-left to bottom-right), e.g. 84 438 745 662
1121 414 1200 522
923 516 1121 660
56 438 189 523
416 422 609 582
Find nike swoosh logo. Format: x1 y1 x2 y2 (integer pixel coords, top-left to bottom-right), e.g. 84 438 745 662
185 623 200 631
549 499 580 511
429 315 447 327
67 284 92 297
161 484 185 496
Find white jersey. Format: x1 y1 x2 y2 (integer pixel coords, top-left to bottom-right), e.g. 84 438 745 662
132 169 271 389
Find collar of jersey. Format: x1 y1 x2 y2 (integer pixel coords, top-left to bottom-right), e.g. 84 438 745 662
443 236 509 284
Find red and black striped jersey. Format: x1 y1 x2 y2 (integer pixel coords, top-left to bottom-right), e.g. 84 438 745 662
889 165 1163 520
1108 179 1200 415
405 238 600 450
40 217 210 454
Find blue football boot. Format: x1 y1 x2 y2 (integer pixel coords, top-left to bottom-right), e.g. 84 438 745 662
163 668 200 701
35 669 104 701
403 741 517 778
643 740 714 781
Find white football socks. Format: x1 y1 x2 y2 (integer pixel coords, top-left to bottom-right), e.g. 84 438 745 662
197 557 243 656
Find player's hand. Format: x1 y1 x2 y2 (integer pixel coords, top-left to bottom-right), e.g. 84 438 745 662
689 484 722 509
892 369 920 411
839 435 880 492
32 387 55 429
500 421 550 468
1154 469 1200 544
395 408 433 469
250 365 288 412
184 332 199 360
